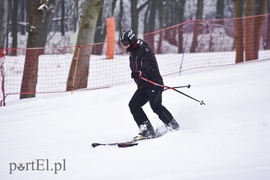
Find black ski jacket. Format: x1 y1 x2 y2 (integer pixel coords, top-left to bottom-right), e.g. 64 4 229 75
128 39 163 89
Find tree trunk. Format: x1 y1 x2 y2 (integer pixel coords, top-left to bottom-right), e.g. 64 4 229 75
11 0 19 56
92 4 105 55
163 1 177 46
131 0 148 34
253 0 267 59
61 0 65 36
143 1 155 50
190 0 203 53
20 0 26 35
0 0 7 104
20 0 45 99
66 0 102 91
266 13 270 50
131 1 138 34
216 0 224 21
6 0 12 51
118 0 123 37
157 0 167 54
111 0 117 16
177 0 186 53
40 0 56 53
234 0 244 63
265 2 270 49
0 0 8 49
73 0 79 32
244 0 256 61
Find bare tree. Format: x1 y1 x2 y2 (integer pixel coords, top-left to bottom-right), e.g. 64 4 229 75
190 0 204 53
40 0 56 52
61 0 65 36
20 0 46 99
20 0 26 35
253 0 267 59
143 1 155 49
0 0 8 49
234 0 266 62
93 0 117 55
216 0 225 19
92 4 104 55
118 0 124 35
66 0 102 91
157 0 166 54
176 0 186 53
92 0 114 55
131 1 139 33
163 1 177 46
266 1 270 49
72 0 79 32
0 0 8 106
111 0 117 16
244 0 256 61
234 0 244 63
11 0 19 56
131 0 149 33
156 0 186 53
216 0 224 24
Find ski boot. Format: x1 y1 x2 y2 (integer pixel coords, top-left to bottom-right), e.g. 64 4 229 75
134 121 156 141
166 119 180 131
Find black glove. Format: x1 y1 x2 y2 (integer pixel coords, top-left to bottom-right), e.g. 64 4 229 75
131 70 142 78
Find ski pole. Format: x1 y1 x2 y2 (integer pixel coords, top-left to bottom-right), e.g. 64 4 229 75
164 84 191 90
140 77 205 105
139 77 189 90
179 20 192 75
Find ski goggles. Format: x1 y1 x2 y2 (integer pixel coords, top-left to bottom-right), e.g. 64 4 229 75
120 39 130 46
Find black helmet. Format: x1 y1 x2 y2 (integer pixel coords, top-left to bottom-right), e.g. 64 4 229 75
120 29 137 46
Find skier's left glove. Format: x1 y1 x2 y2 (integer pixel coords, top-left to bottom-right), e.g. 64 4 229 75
131 70 142 78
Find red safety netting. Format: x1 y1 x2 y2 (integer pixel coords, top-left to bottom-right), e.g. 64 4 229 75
1 14 270 105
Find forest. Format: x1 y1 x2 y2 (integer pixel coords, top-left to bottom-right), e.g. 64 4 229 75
0 0 269 49
0 0 269 100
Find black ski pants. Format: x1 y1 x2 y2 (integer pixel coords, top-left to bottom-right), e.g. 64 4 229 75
129 86 174 127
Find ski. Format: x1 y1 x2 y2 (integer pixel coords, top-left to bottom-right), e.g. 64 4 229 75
92 127 168 148
92 141 138 148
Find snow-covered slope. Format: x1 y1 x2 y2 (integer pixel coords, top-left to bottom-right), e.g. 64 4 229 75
0 60 270 180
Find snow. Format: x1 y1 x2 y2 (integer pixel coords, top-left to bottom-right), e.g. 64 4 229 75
1 58 270 180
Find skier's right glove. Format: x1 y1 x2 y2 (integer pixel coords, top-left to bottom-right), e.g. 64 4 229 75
131 70 142 78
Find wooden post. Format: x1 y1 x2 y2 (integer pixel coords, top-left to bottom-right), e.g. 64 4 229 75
71 46 81 93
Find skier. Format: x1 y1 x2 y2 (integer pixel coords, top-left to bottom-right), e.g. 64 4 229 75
120 29 179 140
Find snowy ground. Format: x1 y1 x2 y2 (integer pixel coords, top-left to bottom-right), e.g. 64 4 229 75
0 59 270 180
